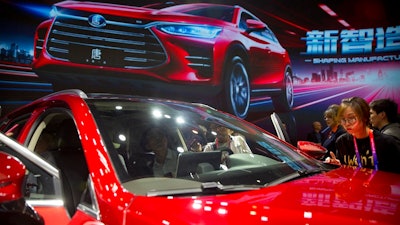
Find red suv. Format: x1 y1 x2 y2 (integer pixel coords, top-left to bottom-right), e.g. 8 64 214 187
33 1 293 118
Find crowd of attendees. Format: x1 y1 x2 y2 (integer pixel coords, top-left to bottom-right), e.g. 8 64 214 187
306 97 400 173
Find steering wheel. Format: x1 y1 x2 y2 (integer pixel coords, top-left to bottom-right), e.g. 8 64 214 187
216 147 233 165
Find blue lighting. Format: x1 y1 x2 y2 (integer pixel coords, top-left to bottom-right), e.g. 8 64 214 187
16 3 52 18
157 24 222 39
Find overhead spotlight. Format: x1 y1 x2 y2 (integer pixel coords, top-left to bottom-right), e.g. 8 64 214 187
338 19 351 28
318 4 337 17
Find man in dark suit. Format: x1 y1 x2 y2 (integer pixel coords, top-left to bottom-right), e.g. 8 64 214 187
306 121 323 144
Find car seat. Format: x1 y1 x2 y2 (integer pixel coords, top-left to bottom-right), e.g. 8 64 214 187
40 119 88 217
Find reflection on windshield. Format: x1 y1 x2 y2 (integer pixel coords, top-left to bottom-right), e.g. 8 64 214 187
88 99 323 195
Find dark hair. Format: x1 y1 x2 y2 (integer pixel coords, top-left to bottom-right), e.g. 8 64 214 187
339 97 370 125
141 127 167 151
369 99 398 123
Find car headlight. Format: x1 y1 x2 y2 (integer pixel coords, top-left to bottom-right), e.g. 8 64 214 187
156 24 222 39
49 6 58 18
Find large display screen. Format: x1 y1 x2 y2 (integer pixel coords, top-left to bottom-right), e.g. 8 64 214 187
1 0 399 143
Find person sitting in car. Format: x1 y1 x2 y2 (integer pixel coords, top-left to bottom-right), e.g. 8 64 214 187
142 127 179 177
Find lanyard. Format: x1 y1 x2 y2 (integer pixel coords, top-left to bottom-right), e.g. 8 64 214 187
353 129 378 170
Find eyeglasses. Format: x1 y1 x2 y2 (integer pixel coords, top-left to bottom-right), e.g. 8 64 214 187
341 116 357 125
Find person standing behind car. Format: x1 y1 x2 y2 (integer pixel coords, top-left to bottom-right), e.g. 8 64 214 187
201 125 252 165
203 125 252 154
306 121 323 144
369 98 400 141
321 104 346 159
325 97 400 173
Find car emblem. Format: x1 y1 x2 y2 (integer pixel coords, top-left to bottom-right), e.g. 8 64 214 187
88 14 106 28
91 48 102 60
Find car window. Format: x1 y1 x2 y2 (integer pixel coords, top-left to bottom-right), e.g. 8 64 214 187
1 109 93 218
239 11 279 44
253 26 279 43
88 99 320 196
166 5 235 22
239 12 256 30
0 138 61 203
0 111 62 202
0 114 30 140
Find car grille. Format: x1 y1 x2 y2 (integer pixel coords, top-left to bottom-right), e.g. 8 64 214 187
45 8 167 68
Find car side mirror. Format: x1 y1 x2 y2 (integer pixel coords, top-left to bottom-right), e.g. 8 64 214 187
0 150 45 225
297 141 327 160
0 151 26 202
245 19 266 33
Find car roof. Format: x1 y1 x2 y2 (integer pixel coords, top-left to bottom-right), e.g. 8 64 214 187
160 3 237 12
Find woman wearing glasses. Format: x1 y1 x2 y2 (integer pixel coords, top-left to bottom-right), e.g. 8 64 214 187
325 97 400 173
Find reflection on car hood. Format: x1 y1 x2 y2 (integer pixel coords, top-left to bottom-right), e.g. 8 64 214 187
126 166 400 224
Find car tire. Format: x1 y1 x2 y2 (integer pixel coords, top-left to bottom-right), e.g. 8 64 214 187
222 56 250 119
272 70 293 112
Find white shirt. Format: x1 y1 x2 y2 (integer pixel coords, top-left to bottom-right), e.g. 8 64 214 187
153 148 178 177
203 135 252 153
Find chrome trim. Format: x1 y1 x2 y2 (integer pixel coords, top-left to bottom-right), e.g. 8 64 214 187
77 204 100 220
46 10 167 69
0 132 59 178
76 177 101 220
43 89 88 99
27 199 64 207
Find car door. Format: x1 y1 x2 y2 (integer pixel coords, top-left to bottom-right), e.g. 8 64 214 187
0 112 70 225
0 107 100 225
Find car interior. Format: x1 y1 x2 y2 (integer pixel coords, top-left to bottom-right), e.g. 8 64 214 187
29 113 89 216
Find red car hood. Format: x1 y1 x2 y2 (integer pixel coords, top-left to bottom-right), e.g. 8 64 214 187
55 1 231 26
126 166 400 224
55 1 157 15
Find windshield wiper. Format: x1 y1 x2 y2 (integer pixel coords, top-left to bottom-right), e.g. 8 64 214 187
266 168 327 187
146 182 262 197
201 182 262 193
298 168 328 176
147 187 202 197
146 168 328 197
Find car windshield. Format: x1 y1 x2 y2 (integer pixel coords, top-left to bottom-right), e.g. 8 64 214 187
161 4 235 22
86 97 328 196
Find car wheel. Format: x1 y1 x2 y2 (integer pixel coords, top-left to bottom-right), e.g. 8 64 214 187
223 56 250 119
272 70 293 112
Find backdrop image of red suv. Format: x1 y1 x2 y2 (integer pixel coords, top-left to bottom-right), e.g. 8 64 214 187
32 1 294 119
